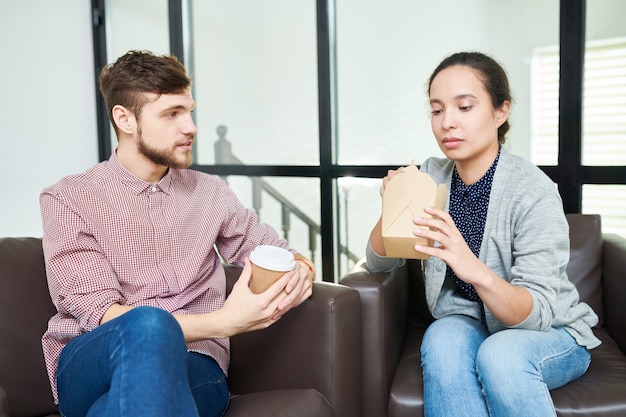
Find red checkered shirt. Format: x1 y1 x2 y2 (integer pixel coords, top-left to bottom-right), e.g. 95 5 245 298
39 153 289 403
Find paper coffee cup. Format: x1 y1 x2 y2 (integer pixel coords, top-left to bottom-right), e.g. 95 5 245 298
249 245 296 294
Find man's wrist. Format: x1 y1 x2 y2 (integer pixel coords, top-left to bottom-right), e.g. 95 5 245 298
295 258 315 281
297 258 313 271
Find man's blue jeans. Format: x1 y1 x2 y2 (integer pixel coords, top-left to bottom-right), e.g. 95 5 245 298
56 306 230 417
421 314 591 417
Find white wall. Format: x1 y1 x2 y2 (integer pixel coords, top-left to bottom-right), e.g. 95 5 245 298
0 0 98 237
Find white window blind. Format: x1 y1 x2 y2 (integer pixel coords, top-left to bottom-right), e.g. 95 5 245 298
582 38 626 166
530 37 626 237
582 184 626 236
530 47 560 166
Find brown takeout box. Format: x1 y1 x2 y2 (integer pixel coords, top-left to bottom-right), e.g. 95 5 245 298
382 163 448 259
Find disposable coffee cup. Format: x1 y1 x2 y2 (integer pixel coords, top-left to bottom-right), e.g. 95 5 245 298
249 245 296 294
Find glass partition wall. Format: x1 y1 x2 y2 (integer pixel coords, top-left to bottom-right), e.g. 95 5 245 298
94 0 626 282
582 0 626 235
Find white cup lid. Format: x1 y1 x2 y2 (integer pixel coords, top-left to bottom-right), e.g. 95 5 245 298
249 245 296 271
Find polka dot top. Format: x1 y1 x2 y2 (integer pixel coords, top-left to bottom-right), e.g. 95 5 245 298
447 148 501 302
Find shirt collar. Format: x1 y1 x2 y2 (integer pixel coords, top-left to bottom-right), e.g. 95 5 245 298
451 147 501 201
109 151 172 195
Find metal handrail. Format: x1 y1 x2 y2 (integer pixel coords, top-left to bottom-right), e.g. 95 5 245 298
213 125 359 264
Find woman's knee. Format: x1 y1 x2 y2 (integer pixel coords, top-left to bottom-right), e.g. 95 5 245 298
478 328 591 391
421 315 488 365
476 330 538 385
422 316 486 349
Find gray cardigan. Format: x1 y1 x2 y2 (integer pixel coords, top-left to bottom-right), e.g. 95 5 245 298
366 150 601 349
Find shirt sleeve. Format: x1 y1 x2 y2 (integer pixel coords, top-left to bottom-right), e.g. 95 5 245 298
40 190 124 332
500 189 571 331
212 180 289 265
365 239 405 273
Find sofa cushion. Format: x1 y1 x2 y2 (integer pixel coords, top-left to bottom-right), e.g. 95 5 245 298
389 326 626 417
0 237 59 417
0 387 8 417
551 327 626 416
227 389 333 417
602 234 626 352
388 326 426 417
565 214 604 325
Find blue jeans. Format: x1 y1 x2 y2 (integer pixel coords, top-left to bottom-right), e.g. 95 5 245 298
421 314 591 417
56 306 230 417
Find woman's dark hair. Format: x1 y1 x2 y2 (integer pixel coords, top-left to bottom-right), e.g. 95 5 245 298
99 50 192 135
428 52 512 144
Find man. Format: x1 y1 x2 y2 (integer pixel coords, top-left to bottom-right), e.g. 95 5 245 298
40 50 315 417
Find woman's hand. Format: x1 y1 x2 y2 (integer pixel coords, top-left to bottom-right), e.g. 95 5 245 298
371 167 408 256
412 206 483 284
414 206 533 325
379 167 406 196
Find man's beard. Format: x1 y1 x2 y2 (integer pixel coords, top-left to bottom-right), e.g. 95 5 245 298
137 126 193 169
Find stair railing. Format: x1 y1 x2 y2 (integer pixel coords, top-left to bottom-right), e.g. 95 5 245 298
213 125 359 266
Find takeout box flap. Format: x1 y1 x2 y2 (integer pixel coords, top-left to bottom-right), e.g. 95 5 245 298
381 164 447 259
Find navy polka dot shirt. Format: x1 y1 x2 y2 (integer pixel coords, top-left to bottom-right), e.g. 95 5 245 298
447 148 501 302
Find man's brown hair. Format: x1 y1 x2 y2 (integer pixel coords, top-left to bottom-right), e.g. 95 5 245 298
99 50 191 136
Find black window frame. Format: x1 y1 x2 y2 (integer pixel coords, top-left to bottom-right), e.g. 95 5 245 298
91 0 626 282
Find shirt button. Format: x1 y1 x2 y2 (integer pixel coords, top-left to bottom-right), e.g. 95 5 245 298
436 263 443 272
151 186 158 192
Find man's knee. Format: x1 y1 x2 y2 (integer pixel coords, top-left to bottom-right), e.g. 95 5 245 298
119 306 183 344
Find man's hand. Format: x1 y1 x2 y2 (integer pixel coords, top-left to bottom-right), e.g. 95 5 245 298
275 253 314 317
104 257 314 343
178 257 313 342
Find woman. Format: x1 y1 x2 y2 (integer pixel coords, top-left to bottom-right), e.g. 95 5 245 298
366 52 600 417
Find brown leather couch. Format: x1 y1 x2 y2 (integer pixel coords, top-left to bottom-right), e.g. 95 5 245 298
341 213 626 417
0 237 361 417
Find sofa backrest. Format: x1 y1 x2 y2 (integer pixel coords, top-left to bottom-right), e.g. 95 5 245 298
0 237 58 416
565 213 604 325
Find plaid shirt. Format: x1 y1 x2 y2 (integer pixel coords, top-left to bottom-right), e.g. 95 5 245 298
40 152 288 402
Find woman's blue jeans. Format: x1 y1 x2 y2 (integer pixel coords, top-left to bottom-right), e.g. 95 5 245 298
56 306 230 417
421 314 591 417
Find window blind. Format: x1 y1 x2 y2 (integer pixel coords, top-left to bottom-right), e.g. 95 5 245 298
531 37 626 236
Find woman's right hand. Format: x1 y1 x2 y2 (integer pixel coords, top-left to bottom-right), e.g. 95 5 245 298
371 166 406 256
379 167 405 196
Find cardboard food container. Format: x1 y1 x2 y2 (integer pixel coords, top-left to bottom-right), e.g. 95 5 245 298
382 163 448 259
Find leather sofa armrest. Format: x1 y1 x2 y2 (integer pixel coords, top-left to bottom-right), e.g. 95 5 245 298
602 233 626 353
0 386 9 417
224 265 362 417
340 259 409 417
